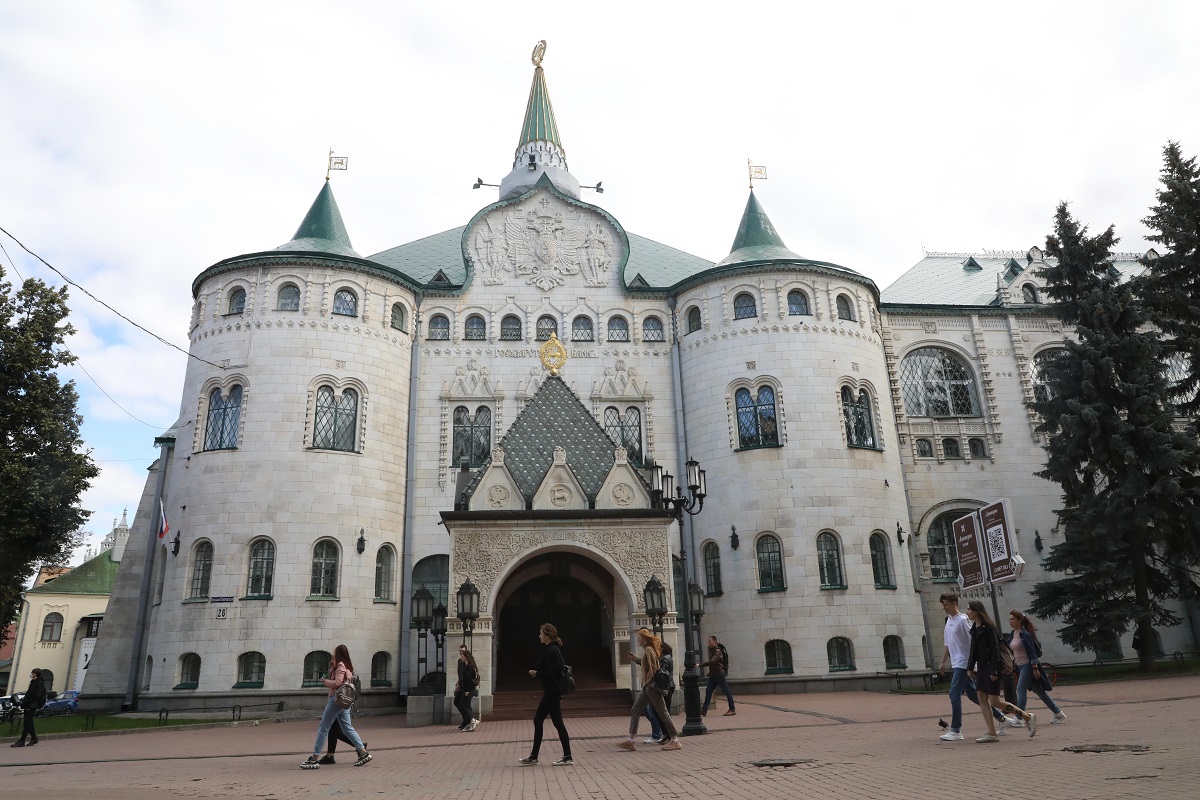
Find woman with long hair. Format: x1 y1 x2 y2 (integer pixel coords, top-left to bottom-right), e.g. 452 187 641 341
454 645 481 731
616 627 681 752
1007 610 1066 723
518 623 573 767
966 601 1036 742
299 644 372 769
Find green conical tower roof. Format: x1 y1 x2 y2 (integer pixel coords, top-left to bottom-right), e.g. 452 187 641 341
517 65 564 156
714 190 804 267
275 181 361 259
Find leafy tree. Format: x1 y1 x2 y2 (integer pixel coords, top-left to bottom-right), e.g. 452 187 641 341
1029 203 1200 670
0 265 98 648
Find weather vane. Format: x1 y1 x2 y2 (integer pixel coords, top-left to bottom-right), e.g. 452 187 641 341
532 40 546 68
748 159 767 189
326 149 348 181
539 331 567 377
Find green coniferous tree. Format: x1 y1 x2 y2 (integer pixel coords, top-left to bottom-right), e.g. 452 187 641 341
1029 204 1200 670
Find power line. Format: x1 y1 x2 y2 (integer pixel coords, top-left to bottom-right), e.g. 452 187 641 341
0 224 225 369
72 358 174 430
0 236 24 280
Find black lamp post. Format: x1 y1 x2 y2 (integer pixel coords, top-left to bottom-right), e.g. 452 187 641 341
648 456 707 736
412 585 434 692
456 579 480 649
432 602 448 693
643 575 667 637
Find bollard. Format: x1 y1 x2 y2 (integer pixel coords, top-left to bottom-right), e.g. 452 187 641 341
232 705 242 721
158 708 171 725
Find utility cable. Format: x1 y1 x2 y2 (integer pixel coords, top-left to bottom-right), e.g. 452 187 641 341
72 358 173 429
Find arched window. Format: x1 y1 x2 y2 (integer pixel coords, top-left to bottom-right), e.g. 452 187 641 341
313 386 358 451
390 303 406 331
428 314 450 340
464 314 486 340
375 546 395 601
900 348 982 417
915 438 934 458
883 636 906 669
927 512 961 581
39 669 56 692
765 640 793 674
968 438 988 458
827 637 855 671
869 532 894 588
1166 354 1198 413
642 316 665 342
942 438 962 459
836 294 855 321
607 315 629 342
247 538 274 597
452 405 492 468
1022 284 1040 304
413 555 449 611
228 287 246 315
177 653 201 689
603 406 643 465
571 315 594 342
190 541 213 599
817 532 845 588
787 290 810 315
500 314 522 341
310 540 339 598
332 288 357 317
733 292 758 319
686 306 702 334
303 650 332 686
841 387 876 449
371 651 392 687
703 542 722 595
756 534 785 591
40 612 64 642
236 652 266 687
204 385 242 450
1031 348 1067 404
735 385 779 449
536 315 557 341
277 284 300 311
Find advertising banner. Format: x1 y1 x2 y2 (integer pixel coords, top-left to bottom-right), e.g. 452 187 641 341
980 499 1024 583
952 511 987 590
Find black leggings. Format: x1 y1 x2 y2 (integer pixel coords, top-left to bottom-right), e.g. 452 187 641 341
21 709 36 742
327 718 354 753
530 691 571 759
454 690 475 725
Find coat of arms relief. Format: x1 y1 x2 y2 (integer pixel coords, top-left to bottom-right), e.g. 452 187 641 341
472 194 617 290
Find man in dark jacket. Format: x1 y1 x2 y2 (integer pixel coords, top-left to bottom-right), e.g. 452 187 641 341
699 636 736 716
12 669 47 747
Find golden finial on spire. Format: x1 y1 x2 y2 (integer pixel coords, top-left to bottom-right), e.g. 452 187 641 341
532 40 547 68
539 331 567 376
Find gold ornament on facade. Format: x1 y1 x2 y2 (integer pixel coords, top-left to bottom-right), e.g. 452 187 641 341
539 332 567 376
532 40 546 67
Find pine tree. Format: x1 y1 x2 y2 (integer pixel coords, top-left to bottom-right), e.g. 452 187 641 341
1029 204 1200 670
0 265 99 647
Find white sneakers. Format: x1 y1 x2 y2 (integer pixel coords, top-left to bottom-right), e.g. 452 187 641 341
996 717 1009 736
465 718 479 732
939 731 965 741
1005 715 1025 728
1051 711 1067 724
975 734 1000 743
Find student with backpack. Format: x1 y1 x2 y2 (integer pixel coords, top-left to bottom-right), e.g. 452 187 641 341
699 635 736 716
454 646 482 731
966 601 1036 742
299 644 372 769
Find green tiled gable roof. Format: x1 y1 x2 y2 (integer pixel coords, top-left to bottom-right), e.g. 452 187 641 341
369 227 470 287
27 550 119 596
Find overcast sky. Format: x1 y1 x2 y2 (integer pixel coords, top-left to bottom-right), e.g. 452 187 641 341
2 1 1197 564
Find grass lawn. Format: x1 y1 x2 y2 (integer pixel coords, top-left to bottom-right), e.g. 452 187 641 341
3 713 214 738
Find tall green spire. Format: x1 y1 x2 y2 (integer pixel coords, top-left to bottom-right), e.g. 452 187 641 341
517 65 563 154
715 190 804 267
275 181 361 259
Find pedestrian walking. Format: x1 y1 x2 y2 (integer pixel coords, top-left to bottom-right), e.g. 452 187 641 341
321 717 366 764
700 635 736 716
299 645 372 769
1006 610 1066 724
518 623 573 767
936 592 1008 741
10 669 46 747
454 645 481 731
616 627 682 752
967 601 1036 743
641 642 676 743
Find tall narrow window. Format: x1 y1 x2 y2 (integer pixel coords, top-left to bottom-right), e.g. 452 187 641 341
371 652 392 686
603 406 643 464
607 315 629 342
428 314 450 340
236 652 266 687
756 534 785 591
817 532 845 588
177 653 201 689
827 637 855 671
464 314 486 340
41 612 64 642
500 314 522 341
642 316 665 342
310 540 339 598
883 636 906 669
571 315 594 341
765 640 793 674
313 386 357 451
703 542 722 595
841 387 876 449
390 303 406 331
452 406 492 468
900 348 982 417
247 539 274 597
332 288 357 317
190 541 213 599
375 546 395 601
733 292 757 319
927 512 961 581
686 306 702 334
228 287 246 315
277 284 300 311
536 315 557 341
735 386 779 449
869 532 894 588
836 294 855 321
412 555 449 612
303 650 332 686
787 290 810 315
1031 348 1067 404
204 385 242 450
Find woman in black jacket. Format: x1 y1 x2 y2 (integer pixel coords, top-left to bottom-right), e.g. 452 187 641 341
517 623 573 767
967 600 1036 742
454 646 481 731
11 669 46 747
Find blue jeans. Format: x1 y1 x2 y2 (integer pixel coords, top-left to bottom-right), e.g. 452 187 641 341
948 667 1004 732
313 696 364 755
1016 663 1060 714
702 673 735 712
643 705 663 738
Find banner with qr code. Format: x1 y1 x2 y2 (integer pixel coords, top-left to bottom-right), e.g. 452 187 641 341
979 499 1024 583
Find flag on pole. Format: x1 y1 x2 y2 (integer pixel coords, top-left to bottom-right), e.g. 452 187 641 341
326 148 348 180
748 159 767 188
159 500 170 539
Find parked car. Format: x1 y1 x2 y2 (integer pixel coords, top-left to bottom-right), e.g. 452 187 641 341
40 690 79 716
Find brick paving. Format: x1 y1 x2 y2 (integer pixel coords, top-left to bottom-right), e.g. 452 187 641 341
4 674 1200 799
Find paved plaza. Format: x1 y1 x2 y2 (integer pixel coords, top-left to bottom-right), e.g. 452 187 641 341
4 674 1199 799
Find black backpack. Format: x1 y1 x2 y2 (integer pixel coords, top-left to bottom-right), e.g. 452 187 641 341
555 664 575 695
718 643 729 674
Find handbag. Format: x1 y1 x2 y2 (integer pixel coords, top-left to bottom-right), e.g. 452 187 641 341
555 664 575 695
1033 662 1053 693
652 665 672 692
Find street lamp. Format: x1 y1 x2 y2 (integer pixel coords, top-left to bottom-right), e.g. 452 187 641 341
412 585 434 692
456 579 480 649
643 575 667 637
687 580 705 653
432 602 448 693
648 456 708 736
